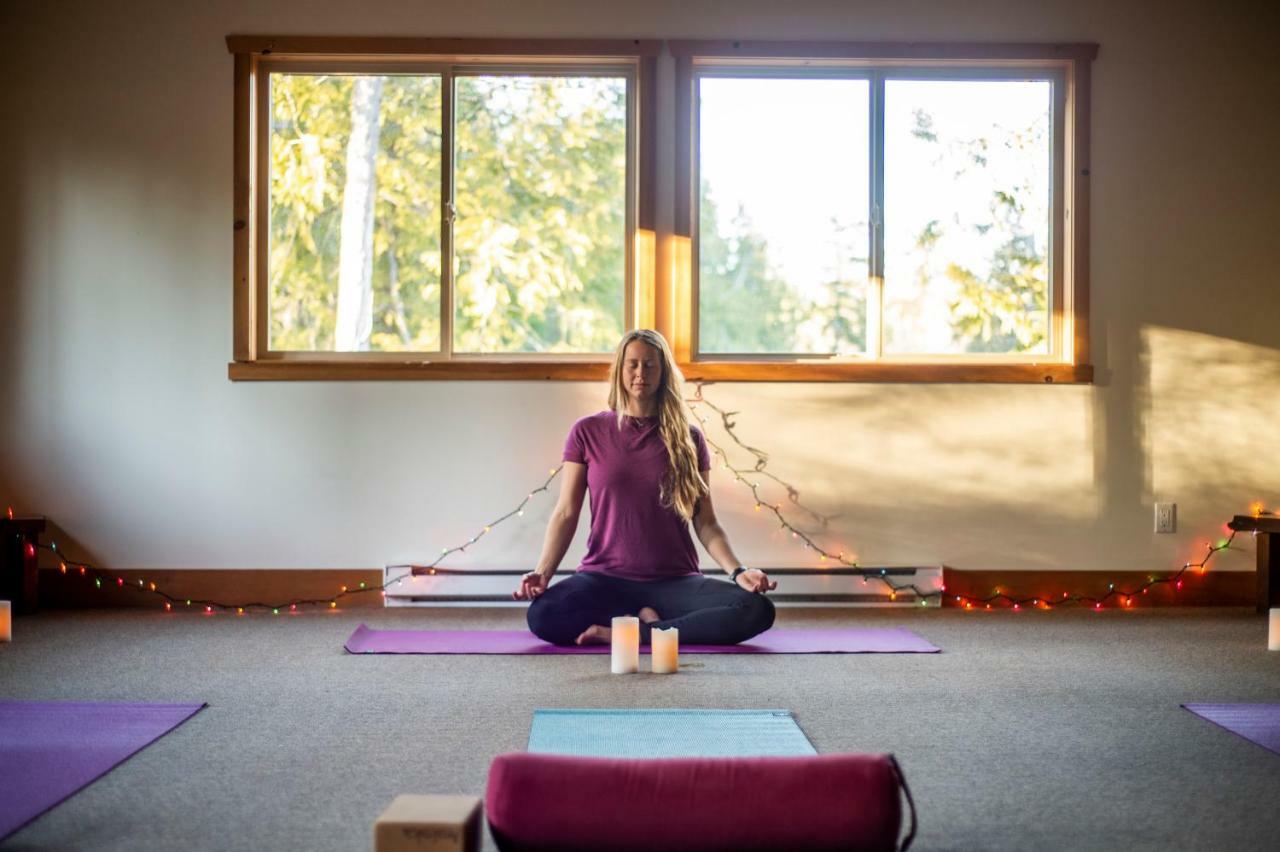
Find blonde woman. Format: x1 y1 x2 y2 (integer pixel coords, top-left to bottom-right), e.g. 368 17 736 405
514 329 777 646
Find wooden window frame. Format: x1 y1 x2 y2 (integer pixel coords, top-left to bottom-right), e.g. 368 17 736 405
226 36 659 381
228 37 1095 383
670 40 1097 384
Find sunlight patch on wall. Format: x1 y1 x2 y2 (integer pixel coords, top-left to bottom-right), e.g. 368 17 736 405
1144 326 1280 508
693 383 1097 570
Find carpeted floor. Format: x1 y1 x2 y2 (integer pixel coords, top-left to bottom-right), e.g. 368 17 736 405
1 606 1278 851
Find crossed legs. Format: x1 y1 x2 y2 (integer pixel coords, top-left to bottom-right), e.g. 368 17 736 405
526 572 775 647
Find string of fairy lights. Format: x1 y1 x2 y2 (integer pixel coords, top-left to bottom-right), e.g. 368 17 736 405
4 381 1272 614
686 383 1267 609
4 468 562 615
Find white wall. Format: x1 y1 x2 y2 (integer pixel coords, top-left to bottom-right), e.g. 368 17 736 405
2 0 1277 575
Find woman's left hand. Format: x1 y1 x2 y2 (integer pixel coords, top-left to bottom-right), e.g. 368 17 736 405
735 569 777 594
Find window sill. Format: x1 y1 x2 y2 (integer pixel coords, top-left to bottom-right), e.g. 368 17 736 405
228 360 611 381
229 360 1092 383
682 362 1093 383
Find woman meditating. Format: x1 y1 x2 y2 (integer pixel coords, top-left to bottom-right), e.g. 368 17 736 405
514 329 777 646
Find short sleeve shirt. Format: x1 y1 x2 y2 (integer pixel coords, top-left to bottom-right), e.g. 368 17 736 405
562 410 712 581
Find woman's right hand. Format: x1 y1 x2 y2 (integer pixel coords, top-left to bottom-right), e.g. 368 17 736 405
513 571 550 601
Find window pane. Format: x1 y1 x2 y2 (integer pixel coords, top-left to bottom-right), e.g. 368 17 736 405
268 74 442 352
453 75 627 354
698 77 870 355
883 79 1052 354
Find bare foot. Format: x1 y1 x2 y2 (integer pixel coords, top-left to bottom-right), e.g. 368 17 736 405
575 624 611 645
638 606 661 624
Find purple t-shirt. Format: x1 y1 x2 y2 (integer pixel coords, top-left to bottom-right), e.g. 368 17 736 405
563 410 712 581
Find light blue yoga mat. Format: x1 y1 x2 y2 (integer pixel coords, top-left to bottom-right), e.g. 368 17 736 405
528 709 817 758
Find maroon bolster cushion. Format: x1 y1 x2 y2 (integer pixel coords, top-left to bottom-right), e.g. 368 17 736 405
486 751 906 852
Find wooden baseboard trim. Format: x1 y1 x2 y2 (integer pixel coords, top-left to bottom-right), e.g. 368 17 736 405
35 567 1257 611
38 568 386 610
941 568 1255 608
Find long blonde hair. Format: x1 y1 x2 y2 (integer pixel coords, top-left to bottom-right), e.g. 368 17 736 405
607 329 709 522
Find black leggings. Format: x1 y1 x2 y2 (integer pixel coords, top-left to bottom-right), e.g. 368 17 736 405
526 572 775 647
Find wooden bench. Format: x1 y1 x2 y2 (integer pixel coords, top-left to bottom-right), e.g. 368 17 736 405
0 515 46 615
1227 515 1280 614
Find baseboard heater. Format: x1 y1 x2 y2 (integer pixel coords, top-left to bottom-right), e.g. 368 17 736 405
382 565 944 608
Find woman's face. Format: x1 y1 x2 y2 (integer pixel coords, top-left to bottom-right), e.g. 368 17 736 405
622 340 662 405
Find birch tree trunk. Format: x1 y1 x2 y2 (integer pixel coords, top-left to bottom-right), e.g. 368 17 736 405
335 76 383 351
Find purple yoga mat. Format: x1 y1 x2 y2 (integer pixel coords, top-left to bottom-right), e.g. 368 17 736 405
345 624 939 654
1183 703 1280 756
0 701 206 842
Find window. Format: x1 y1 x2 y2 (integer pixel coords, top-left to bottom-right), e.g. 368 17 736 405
673 41 1096 383
229 38 1094 382
229 37 657 379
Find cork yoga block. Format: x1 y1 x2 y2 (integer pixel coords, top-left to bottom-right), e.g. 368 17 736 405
373 794 482 852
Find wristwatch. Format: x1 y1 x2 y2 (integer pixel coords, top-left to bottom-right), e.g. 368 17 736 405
730 566 749 583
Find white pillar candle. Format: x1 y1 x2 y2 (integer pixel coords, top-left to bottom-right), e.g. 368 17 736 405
1269 609 1280 652
0 600 10 643
651 627 679 674
611 616 639 674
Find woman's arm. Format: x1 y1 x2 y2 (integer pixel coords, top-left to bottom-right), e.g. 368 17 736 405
693 470 777 593
515 462 588 600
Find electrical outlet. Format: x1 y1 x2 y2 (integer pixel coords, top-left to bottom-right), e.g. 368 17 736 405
1155 502 1177 534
